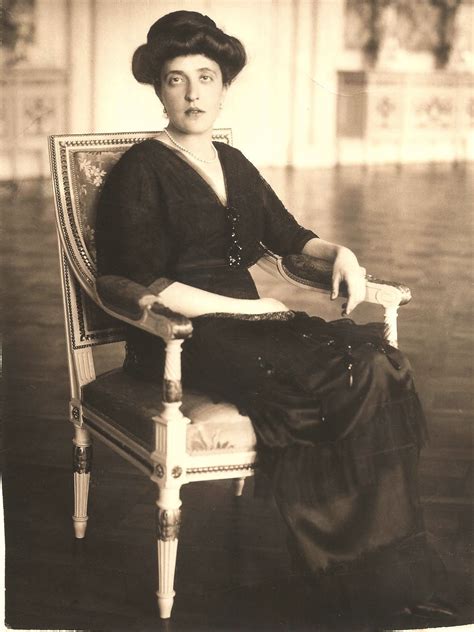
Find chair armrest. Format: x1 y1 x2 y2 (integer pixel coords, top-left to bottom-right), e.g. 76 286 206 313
258 253 411 309
96 275 192 341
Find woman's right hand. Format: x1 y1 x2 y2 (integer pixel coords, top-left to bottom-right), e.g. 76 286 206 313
251 297 290 314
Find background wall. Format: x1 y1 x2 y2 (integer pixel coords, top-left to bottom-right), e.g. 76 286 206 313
1 0 473 178
68 0 347 168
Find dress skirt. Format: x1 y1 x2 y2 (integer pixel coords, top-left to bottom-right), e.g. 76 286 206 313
126 309 444 615
96 139 444 616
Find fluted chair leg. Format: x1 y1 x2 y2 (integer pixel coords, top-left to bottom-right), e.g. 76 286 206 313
72 427 92 539
156 487 182 619
232 477 246 497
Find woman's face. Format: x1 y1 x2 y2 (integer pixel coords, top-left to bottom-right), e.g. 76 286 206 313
158 54 227 136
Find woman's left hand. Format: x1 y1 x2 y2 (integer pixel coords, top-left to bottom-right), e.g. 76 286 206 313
331 247 366 316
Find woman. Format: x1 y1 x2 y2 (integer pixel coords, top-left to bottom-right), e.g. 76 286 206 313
96 10 452 627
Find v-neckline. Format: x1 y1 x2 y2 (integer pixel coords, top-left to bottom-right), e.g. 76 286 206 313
148 137 230 208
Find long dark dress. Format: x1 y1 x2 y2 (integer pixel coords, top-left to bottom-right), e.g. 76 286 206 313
96 139 443 616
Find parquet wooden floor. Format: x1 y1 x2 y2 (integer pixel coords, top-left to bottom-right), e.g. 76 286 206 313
2 163 473 631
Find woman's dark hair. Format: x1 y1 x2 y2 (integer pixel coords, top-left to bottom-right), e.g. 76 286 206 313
132 11 246 87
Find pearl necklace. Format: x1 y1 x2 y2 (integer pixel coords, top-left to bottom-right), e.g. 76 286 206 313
163 128 218 164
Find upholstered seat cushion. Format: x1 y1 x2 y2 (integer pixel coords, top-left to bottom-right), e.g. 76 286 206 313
82 369 257 455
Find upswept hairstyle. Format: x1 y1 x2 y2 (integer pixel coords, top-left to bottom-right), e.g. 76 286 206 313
132 10 247 87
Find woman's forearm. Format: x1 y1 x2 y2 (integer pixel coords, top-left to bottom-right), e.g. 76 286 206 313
302 237 361 271
301 237 345 261
152 281 283 318
301 237 366 313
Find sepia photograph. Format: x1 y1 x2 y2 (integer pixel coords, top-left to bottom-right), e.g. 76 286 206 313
1 0 473 630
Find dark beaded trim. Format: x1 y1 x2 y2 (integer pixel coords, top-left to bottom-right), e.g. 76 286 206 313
186 463 256 475
195 311 296 322
225 206 243 267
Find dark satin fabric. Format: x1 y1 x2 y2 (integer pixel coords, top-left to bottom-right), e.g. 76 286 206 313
95 140 443 615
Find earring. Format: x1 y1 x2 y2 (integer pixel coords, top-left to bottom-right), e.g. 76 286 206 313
163 106 168 117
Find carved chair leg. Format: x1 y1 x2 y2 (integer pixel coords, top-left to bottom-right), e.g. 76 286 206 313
232 477 246 497
156 487 182 619
72 427 92 539
383 305 399 348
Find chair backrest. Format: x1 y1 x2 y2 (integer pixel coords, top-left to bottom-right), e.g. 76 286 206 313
49 130 233 349
49 130 232 397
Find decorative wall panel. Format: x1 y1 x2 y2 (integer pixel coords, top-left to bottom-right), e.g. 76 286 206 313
0 67 67 179
345 0 440 53
337 71 474 164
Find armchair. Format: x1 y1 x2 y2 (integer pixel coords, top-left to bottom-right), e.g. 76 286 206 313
48 130 412 619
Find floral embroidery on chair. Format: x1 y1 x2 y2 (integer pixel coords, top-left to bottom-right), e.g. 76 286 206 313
78 157 107 188
82 223 96 261
183 395 257 454
189 427 235 452
73 150 124 264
